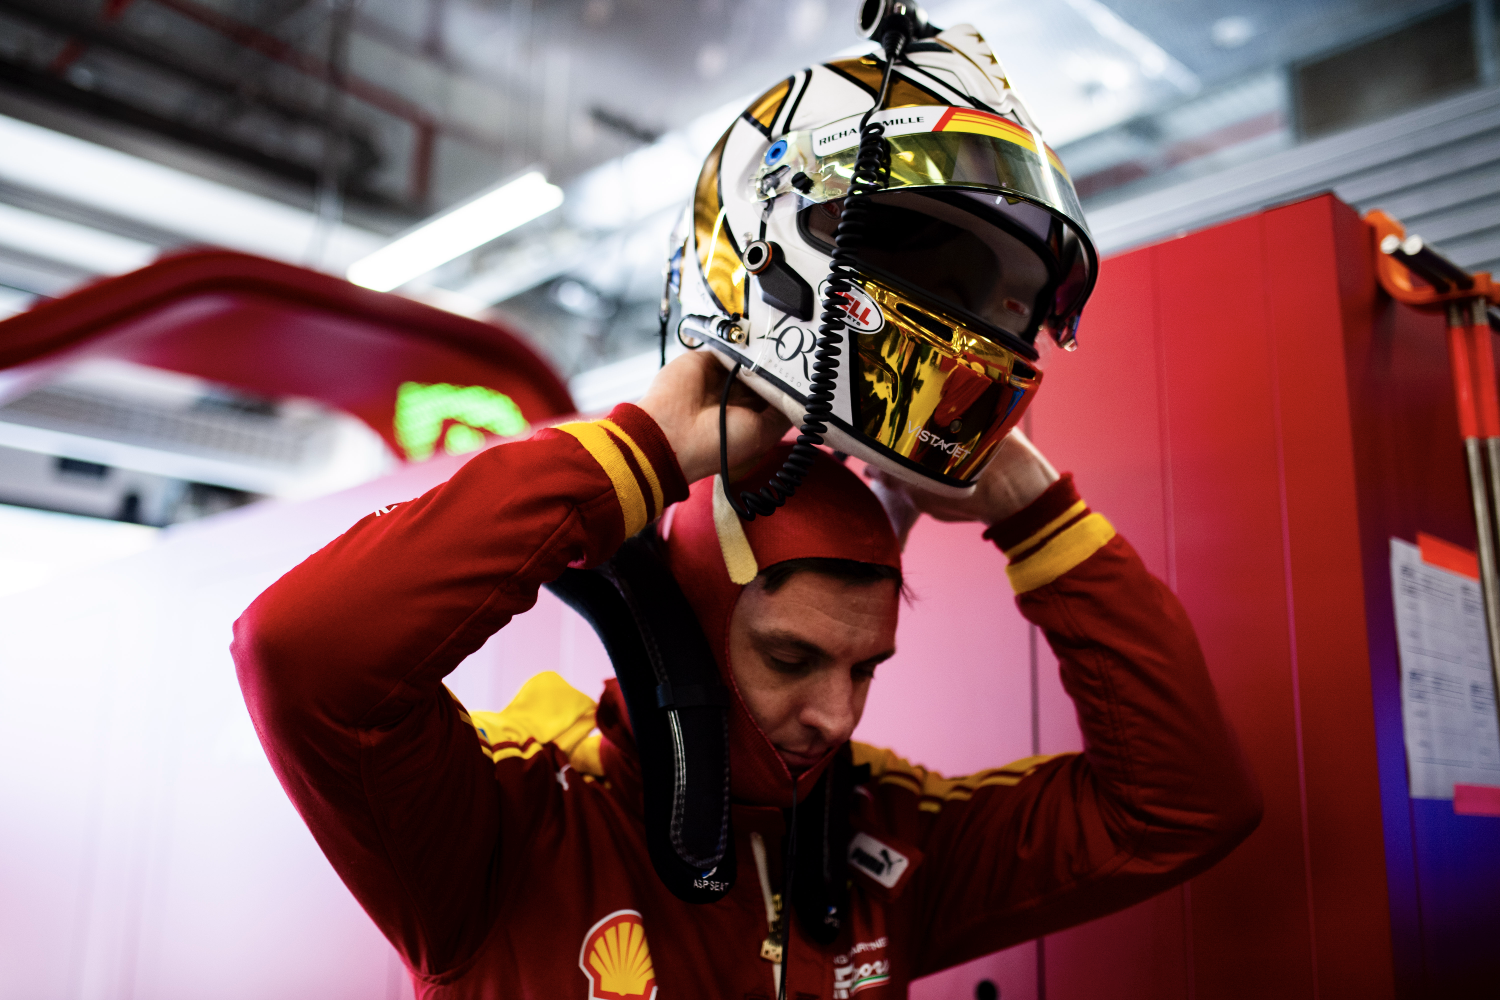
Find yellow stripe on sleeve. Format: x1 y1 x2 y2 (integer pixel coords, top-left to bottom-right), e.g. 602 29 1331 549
1006 512 1116 593
994 753 1063 774
1002 499 1087 559
557 421 649 536
851 742 1069 812
597 418 664 515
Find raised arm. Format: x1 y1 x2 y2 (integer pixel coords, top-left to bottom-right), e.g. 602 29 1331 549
863 444 1262 975
231 402 687 975
231 348 788 978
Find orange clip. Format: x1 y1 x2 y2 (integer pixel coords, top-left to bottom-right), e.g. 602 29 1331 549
1365 209 1498 311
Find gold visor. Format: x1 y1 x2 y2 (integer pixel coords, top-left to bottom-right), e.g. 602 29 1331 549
849 276 1040 485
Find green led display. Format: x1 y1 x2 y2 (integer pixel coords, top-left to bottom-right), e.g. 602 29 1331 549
394 382 528 461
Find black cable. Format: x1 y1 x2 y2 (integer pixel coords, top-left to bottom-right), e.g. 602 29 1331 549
721 32 908 520
777 770 798 1000
659 245 684 367
714 41 911 1000
719 359 742 494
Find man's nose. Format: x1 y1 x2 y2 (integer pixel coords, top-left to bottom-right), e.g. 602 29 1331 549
797 669 859 745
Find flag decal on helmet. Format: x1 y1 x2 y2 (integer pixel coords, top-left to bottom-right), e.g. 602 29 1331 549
933 107 1070 177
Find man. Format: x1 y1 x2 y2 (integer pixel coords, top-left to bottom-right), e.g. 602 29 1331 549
233 350 1261 998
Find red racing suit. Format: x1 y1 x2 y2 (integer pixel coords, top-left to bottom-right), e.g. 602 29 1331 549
232 403 1261 999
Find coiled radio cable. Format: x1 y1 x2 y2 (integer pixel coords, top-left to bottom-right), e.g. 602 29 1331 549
720 29 909 520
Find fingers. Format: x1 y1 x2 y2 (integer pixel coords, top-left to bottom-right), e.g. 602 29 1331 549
720 398 792 468
676 349 767 415
865 473 922 548
865 465 970 522
724 376 773 412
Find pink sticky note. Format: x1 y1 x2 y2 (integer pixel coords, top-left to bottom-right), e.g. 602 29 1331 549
1453 783 1500 816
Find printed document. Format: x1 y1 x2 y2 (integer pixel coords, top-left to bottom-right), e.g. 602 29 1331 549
1391 538 1500 797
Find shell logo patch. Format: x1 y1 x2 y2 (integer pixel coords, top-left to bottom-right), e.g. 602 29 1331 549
579 909 658 1000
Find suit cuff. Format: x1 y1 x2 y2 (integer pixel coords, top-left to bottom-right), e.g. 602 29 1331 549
551 403 689 537
983 474 1116 594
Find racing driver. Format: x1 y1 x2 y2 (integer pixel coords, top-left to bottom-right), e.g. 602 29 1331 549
233 347 1262 998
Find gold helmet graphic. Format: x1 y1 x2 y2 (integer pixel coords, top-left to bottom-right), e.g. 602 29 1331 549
671 9 1098 499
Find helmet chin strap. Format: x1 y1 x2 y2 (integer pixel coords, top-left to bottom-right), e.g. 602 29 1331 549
719 18 920 521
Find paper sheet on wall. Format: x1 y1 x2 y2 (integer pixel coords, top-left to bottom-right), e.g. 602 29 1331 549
1391 538 1500 798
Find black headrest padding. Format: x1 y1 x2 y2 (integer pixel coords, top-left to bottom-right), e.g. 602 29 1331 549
656 682 731 709
544 531 735 904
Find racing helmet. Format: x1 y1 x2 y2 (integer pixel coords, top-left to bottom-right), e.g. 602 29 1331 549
672 20 1098 497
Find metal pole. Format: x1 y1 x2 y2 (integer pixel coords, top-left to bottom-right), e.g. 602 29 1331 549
1467 296 1500 727
1448 301 1500 686
1465 437 1500 678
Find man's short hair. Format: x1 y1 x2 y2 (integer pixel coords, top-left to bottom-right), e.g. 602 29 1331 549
758 557 904 595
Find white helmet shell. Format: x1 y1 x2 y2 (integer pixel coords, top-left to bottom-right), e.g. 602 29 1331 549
676 25 1097 496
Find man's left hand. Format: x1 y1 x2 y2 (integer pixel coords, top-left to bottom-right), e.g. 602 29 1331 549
867 428 1059 544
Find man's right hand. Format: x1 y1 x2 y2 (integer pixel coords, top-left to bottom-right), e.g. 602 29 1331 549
636 351 792 484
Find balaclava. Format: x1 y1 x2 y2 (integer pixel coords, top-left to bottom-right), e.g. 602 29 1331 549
661 444 902 807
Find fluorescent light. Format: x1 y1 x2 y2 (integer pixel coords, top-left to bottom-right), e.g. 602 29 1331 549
347 171 564 291
0 114 382 270
0 202 157 275
1055 0 1199 94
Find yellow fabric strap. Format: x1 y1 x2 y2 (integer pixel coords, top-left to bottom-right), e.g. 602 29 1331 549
557 421 649 537
570 733 606 778
597 418 665 516
1006 512 1116 593
1002 499 1088 559
713 475 759 585
461 671 603 769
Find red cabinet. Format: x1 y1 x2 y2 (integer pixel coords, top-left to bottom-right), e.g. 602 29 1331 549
1021 193 1497 998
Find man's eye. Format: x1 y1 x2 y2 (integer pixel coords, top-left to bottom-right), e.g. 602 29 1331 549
768 656 808 675
853 665 877 682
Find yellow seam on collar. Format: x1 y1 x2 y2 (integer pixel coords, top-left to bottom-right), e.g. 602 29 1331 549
598 418 664 515
1006 513 1116 593
1003 499 1088 559
557 421 648 536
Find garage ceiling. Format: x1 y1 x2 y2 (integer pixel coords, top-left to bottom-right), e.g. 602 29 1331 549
0 0 1479 371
